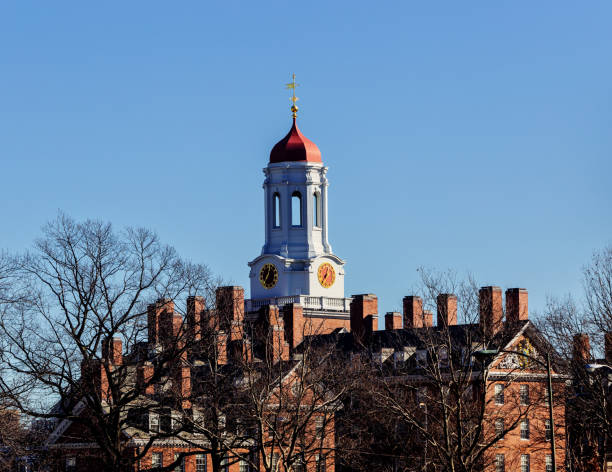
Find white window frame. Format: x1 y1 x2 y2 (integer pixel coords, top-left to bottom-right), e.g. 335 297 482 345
520 454 530 472
152 452 163 469
520 384 529 405
520 419 530 440
494 384 504 405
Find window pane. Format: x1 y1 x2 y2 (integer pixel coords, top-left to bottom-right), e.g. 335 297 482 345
495 454 505 472
520 419 530 440
196 454 207 472
521 454 530 472
520 385 529 405
273 193 280 228
495 384 504 405
495 418 504 438
152 452 162 469
291 192 302 226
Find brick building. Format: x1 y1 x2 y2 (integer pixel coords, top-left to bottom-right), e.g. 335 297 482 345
46 95 571 472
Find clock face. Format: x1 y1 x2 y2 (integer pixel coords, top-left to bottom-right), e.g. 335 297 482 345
317 263 336 288
259 263 279 289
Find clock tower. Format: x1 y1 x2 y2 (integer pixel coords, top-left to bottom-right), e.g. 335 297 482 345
247 77 351 320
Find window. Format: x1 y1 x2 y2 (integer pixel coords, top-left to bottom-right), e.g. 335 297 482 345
149 412 160 433
174 454 185 472
495 384 504 405
495 418 504 438
196 454 207 472
293 456 305 472
315 416 325 437
313 192 321 227
520 385 529 405
520 454 530 472
65 457 76 472
240 459 249 472
221 454 229 472
495 454 505 472
416 350 428 368
545 419 552 441
546 455 553 472
544 386 550 405
291 191 302 226
520 419 530 440
152 452 163 469
273 193 281 228
271 453 280 472
316 455 326 472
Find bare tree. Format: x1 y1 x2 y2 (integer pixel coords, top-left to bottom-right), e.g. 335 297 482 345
340 270 559 472
236 311 347 472
0 214 215 472
536 245 612 472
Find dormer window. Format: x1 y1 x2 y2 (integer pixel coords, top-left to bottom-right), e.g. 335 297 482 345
149 412 160 433
291 191 302 227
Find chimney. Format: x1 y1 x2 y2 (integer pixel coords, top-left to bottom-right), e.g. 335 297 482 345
259 305 289 363
215 286 245 334
148 298 174 345
175 366 191 409
403 296 423 328
572 333 591 364
385 312 402 330
282 303 304 350
506 288 528 323
437 294 457 328
102 337 123 365
350 294 378 341
81 359 109 401
479 286 503 337
159 307 184 348
216 332 228 365
137 362 155 395
605 332 612 364
187 296 205 342
423 310 433 327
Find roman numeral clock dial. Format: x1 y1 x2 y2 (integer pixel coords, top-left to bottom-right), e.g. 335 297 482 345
259 263 279 289
318 263 336 288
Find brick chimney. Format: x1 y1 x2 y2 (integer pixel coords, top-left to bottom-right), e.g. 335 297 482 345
282 303 304 350
187 296 205 342
215 286 245 336
403 296 423 328
259 305 290 363
437 294 457 328
159 306 184 348
175 366 191 409
423 310 433 327
102 337 123 366
81 359 109 401
350 294 378 341
216 332 228 365
137 362 155 395
148 298 174 345
385 312 402 330
605 332 612 364
479 286 503 337
572 333 591 363
506 288 528 323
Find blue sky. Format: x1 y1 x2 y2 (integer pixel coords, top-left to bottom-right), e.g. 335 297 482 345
0 2 610 322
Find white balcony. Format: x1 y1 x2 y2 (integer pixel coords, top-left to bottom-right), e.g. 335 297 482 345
245 295 352 313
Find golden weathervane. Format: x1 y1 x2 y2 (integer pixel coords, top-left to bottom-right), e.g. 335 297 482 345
285 73 299 118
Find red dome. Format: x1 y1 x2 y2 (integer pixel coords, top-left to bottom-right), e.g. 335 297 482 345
269 118 322 164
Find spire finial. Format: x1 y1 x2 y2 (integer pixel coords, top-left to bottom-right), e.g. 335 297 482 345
285 73 299 118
